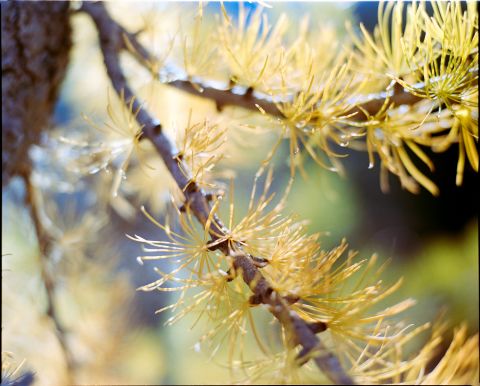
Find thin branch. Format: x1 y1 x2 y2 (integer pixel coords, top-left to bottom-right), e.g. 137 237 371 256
20 169 75 384
164 78 424 121
82 2 354 384
84 2 423 122
157 67 477 121
166 79 285 116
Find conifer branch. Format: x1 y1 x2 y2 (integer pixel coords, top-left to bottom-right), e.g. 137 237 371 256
163 78 424 121
83 1 423 122
82 2 354 384
19 168 75 384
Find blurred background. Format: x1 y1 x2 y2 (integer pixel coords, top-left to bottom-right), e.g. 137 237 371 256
2 2 478 384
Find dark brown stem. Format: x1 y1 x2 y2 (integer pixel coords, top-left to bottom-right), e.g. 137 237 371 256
20 170 75 384
167 79 283 117
165 78 423 121
82 2 354 384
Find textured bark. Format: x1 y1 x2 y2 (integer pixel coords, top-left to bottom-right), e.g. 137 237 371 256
2 1 71 185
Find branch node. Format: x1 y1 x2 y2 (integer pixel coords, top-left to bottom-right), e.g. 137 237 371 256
152 123 162 136
207 239 228 253
244 86 254 98
184 181 199 194
205 189 225 202
284 294 300 304
225 268 235 282
215 101 225 113
262 287 274 303
249 294 262 305
251 255 269 268
307 321 328 334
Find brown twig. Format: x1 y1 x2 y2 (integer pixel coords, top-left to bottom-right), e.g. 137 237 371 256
20 169 75 384
163 78 424 121
166 79 285 116
82 2 354 384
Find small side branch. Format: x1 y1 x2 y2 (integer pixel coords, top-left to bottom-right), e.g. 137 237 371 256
20 169 75 383
165 78 423 121
167 79 284 117
82 2 354 384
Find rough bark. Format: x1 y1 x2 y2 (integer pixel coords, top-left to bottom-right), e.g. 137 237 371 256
1 1 71 185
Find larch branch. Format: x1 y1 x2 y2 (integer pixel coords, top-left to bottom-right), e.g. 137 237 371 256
82 2 354 384
163 78 423 121
84 3 423 122
20 169 75 384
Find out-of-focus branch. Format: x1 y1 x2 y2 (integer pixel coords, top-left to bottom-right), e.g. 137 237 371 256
20 169 74 384
82 2 354 384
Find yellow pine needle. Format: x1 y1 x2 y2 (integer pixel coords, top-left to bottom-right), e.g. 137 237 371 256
359 99 454 195
349 1 426 78
218 4 288 89
276 54 369 176
176 118 226 189
396 145 439 196
182 9 220 79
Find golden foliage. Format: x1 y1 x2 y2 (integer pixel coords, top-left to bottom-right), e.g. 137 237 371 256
276 54 368 175
11 1 478 385
347 1 426 80
218 4 288 89
129 204 264 365
73 0 478 195
176 114 227 190
182 5 222 80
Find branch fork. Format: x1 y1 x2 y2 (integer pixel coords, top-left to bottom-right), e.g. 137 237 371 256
82 2 355 383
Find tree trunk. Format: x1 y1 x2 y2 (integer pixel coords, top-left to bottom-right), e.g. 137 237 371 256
2 1 71 185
